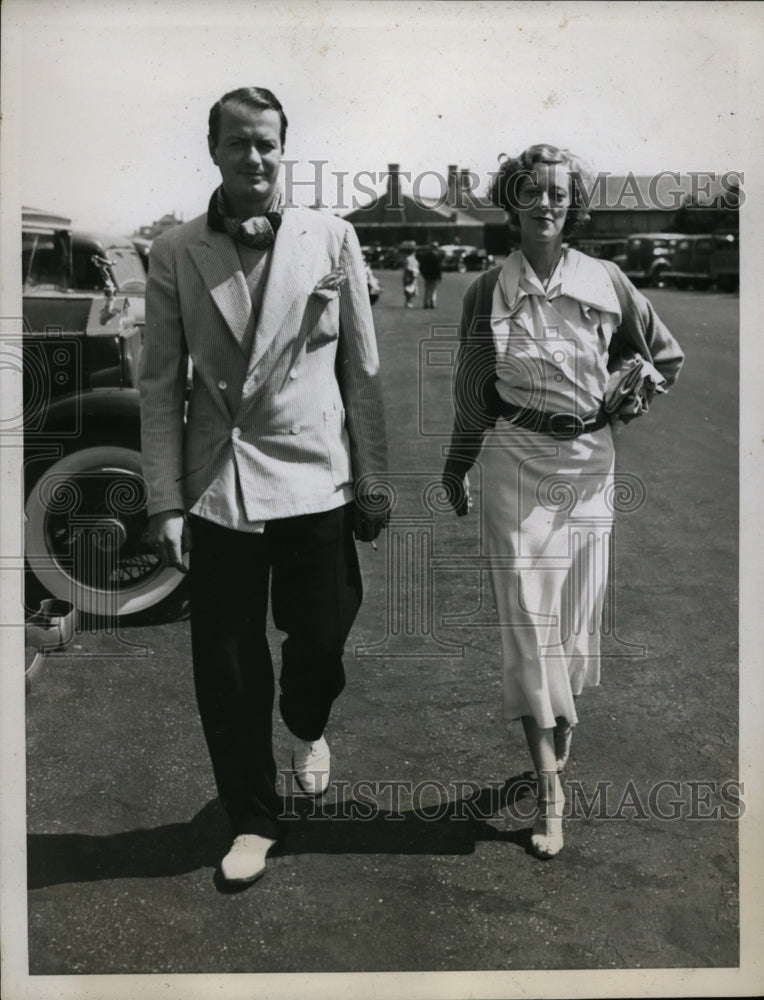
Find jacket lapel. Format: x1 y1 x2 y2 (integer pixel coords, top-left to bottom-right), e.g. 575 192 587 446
188 231 253 354
495 251 523 313
246 210 313 374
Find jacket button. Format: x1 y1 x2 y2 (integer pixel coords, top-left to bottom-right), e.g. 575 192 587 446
289 370 297 380
217 379 228 390
231 427 241 438
290 423 301 435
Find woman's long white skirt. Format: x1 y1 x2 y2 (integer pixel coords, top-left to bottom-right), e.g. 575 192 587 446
480 418 616 729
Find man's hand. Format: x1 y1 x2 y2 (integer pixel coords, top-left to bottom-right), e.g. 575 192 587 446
441 472 472 517
148 510 189 573
353 493 390 543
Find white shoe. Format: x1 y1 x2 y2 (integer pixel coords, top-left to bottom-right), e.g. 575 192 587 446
292 736 331 795
530 774 565 860
220 834 276 885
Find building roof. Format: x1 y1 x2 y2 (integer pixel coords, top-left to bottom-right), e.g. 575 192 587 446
344 193 455 225
341 164 738 235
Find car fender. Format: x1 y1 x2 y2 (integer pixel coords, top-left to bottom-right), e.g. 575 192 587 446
28 387 142 452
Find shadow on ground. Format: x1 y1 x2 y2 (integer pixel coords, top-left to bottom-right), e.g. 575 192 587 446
28 776 536 891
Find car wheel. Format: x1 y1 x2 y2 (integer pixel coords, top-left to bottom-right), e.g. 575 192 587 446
25 446 187 618
651 266 669 288
717 275 738 292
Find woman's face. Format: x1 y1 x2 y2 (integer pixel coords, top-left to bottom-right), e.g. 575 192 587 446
514 162 572 246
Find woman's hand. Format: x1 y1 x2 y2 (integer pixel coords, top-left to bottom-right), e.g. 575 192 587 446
441 472 472 516
614 393 643 424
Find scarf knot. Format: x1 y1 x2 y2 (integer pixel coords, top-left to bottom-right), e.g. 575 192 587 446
207 186 283 249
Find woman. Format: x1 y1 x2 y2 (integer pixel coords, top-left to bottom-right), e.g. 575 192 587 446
442 145 683 859
402 243 420 308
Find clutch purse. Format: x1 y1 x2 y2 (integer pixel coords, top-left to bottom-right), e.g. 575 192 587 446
604 353 667 422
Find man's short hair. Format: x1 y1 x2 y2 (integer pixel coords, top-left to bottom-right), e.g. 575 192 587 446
208 87 288 148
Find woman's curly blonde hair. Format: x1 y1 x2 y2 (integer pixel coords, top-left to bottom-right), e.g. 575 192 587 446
489 144 594 236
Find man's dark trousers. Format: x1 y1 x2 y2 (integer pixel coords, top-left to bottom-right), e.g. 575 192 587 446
188 504 362 840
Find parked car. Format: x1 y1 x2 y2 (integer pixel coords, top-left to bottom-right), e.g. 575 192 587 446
462 248 495 271
620 232 684 287
437 244 473 272
375 246 403 269
662 234 715 290
72 229 147 326
709 232 739 292
662 232 739 291
22 206 184 618
131 236 152 273
567 237 628 262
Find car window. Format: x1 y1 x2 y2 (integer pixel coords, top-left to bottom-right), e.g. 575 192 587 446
73 246 106 290
107 245 147 292
22 231 71 290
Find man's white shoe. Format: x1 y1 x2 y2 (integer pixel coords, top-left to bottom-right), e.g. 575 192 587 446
292 736 331 795
220 834 276 885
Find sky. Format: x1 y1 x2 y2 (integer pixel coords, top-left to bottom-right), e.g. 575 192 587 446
5 0 761 236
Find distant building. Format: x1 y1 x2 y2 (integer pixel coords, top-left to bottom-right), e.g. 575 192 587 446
343 164 738 253
343 164 498 251
134 212 184 240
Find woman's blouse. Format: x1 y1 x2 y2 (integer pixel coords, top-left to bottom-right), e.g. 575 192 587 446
491 249 622 416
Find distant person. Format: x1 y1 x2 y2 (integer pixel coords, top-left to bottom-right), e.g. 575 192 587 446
140 86 389 887
442 144 683 859
419 241 443 308
363 254 381 305
402 244 419 308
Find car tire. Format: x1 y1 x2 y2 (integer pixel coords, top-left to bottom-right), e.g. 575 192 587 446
25 445 187 618
650 265 669 288
716 275 738 292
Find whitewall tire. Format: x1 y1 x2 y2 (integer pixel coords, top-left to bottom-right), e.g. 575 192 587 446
25 446 187 617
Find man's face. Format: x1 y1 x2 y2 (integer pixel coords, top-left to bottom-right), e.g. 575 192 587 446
208 103 283 216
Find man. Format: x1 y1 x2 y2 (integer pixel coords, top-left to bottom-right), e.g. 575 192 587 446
418 241 443 308
139 87 388 886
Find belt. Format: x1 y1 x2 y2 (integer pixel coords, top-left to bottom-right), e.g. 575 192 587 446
496 400 610 439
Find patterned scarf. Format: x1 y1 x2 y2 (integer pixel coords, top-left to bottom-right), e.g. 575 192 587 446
207 186 283 249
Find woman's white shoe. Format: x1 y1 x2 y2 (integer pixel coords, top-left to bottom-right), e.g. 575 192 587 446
530 774 565 859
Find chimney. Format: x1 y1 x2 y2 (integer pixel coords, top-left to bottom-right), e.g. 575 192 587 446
387 163 402 209
447 164 458 206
